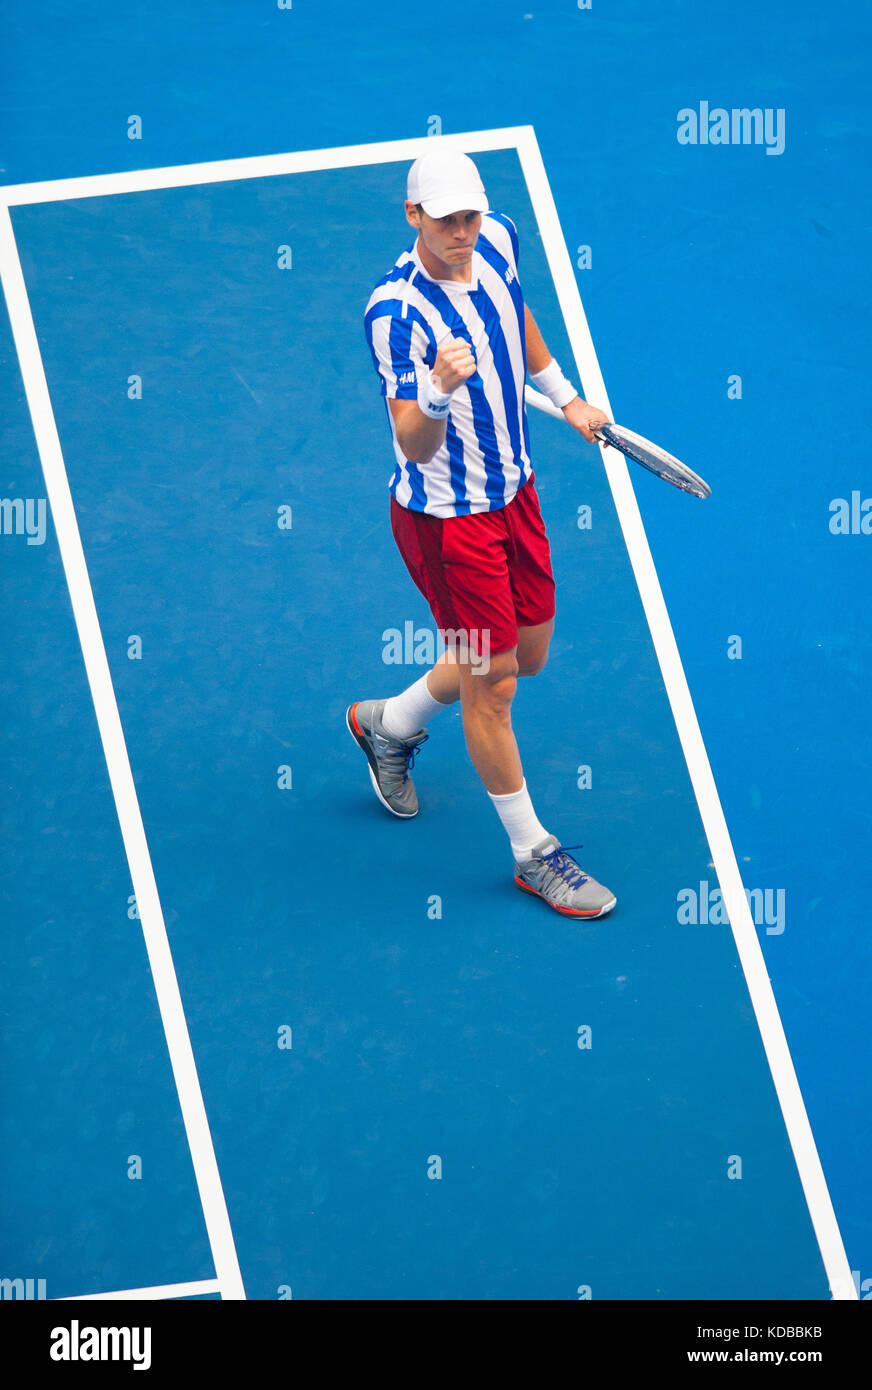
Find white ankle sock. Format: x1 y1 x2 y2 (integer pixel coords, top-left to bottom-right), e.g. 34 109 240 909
488 780 549 862
382 674 448 740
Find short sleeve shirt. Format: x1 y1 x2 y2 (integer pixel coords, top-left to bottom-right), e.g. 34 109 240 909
364 212 532 518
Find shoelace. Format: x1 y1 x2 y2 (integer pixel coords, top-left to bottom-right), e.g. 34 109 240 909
378 731 429 773
536 843 589 889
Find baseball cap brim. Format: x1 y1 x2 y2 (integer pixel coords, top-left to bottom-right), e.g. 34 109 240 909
419 192 489 218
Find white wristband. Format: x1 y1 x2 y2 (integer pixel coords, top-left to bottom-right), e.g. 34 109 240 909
529 358 578 409
418 368 453 419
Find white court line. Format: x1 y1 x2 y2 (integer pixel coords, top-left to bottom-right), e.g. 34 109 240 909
515 126 856 1301
0 126 855 1301
0 207 245 1302
59 1279 221 1301
0 126 528 206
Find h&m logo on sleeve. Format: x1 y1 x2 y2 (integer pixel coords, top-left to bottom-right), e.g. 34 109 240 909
50 1320 152 1371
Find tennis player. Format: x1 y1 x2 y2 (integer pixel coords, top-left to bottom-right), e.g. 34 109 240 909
349 145 617 918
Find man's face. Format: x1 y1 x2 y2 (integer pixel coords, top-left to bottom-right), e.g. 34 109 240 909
405 202 482 273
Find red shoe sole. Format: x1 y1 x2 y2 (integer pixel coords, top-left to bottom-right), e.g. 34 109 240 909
514 874 616 918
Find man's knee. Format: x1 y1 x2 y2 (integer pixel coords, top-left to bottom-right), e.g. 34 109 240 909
461 650 519 712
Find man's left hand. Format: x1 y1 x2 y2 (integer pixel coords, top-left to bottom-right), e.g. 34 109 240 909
562 396 610 443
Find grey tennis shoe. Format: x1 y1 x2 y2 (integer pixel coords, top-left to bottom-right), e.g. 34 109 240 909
346 699 428 818
514 835 617 918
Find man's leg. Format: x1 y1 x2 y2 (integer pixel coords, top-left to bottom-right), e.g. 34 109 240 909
376 616 554 793
458 630 616 917
458 646 523 795
386 617 555 729
380 608 554 745
457 644 554 864
381 647 459 738
516 618 553 679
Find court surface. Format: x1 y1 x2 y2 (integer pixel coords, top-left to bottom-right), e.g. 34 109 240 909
0 128 858 1300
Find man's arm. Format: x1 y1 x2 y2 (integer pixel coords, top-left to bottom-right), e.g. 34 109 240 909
388 336 476 463
524 304 609 443
524 304 553 376
388 397 447 464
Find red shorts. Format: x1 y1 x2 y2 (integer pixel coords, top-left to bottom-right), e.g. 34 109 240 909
390 475 556 657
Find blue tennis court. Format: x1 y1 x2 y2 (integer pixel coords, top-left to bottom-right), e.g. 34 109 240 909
1 1 868 1306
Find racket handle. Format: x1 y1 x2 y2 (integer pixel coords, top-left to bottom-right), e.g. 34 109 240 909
523 384 565 420
525 385 609 443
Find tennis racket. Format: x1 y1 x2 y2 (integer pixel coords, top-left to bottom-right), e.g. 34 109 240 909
524 385 711 499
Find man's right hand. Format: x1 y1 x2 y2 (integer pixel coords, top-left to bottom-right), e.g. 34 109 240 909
432 336 477 394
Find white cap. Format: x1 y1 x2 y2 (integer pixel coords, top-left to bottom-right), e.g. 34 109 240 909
406 147 489 219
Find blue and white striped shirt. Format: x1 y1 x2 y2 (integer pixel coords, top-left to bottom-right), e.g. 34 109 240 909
364 212 532 518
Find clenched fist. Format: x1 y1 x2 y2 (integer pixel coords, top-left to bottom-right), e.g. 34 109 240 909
432 337 477 394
